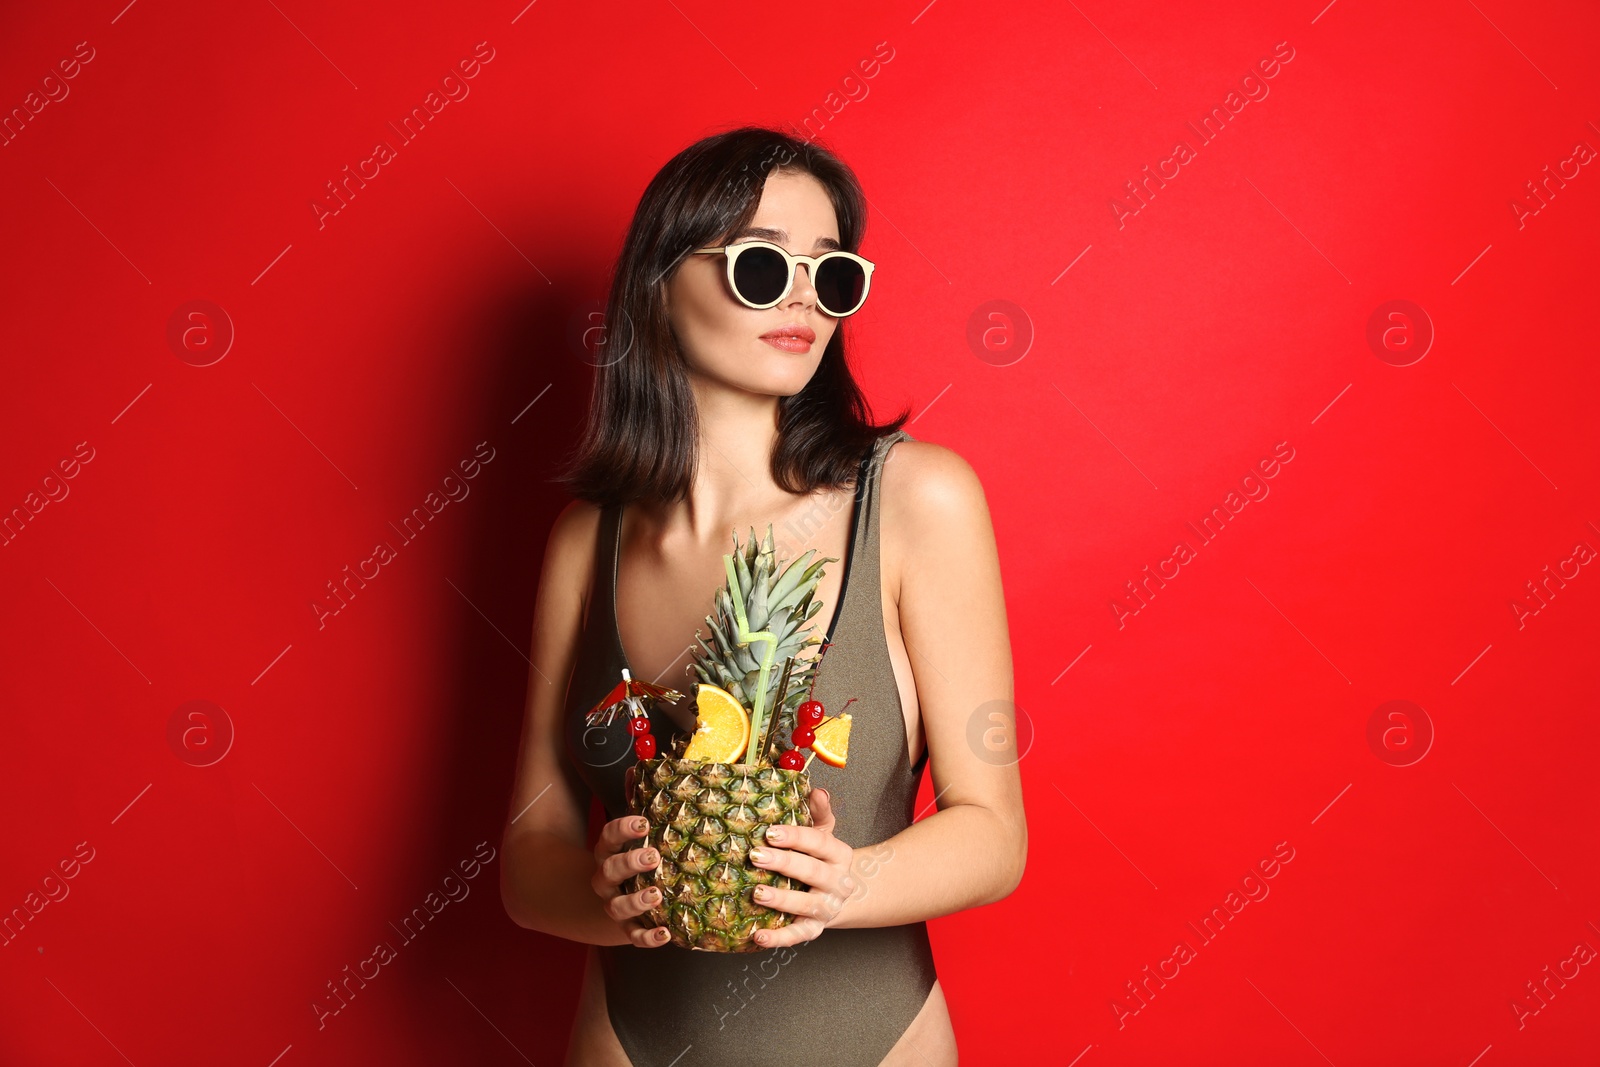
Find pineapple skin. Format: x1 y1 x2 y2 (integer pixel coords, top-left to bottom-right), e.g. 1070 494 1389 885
625 757 814 952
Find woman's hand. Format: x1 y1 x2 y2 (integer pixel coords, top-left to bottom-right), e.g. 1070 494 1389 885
746 787 859 948
591 766 672 948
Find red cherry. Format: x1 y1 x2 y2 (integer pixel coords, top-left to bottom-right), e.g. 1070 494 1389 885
634 735 657 760
791 726 816 749
628 716 652 736
798 700 825 726
777 749 805 770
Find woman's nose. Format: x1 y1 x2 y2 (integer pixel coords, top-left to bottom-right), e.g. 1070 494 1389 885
786 264 817 304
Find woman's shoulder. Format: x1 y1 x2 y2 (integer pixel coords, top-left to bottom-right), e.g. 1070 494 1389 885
541 498 607 609
548 497 606 554
877 435 989 515
876 436 1000 605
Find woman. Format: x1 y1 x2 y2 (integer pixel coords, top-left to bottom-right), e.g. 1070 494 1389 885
500 126 1026 1066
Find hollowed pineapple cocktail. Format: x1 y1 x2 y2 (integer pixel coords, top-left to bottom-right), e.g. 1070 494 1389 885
619 524 851 952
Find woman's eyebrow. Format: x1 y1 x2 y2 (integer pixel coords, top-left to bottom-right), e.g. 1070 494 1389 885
729 225 842 251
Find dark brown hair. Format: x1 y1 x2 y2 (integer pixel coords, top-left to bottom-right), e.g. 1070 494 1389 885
555 125 909 507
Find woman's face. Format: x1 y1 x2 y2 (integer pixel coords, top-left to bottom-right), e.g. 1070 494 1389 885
665 169 844 399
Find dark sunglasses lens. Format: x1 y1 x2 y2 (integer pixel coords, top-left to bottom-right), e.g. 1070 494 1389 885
816 257 866 315
731 246 789 306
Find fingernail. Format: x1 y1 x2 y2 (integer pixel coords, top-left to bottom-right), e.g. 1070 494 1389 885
767 827 784 842
753 886 769 901
642 848 658 864
633 818 648 832
749 848 767 864
646 888 661 902
656 928 669 941
755 931 769 945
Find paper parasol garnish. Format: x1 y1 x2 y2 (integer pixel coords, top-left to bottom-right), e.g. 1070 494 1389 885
583 667 688 728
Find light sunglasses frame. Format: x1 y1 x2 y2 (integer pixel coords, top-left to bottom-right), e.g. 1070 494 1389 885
691 240 876 318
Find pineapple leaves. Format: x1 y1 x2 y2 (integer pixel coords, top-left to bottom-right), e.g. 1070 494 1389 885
750 560 771 631
769 548 827 609
688 522 832 767
731 530 754 608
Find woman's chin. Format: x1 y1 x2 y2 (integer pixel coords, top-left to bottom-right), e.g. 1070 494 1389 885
697 366 818 400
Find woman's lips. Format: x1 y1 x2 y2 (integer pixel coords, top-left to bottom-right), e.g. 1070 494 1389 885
760 325 816 353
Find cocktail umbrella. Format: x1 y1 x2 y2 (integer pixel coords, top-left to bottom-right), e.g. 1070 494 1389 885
584 667 688 728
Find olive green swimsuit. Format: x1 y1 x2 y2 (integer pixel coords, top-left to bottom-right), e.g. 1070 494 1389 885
562 430 936 1065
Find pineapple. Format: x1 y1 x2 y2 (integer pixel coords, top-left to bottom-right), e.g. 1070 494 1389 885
625 524 833 952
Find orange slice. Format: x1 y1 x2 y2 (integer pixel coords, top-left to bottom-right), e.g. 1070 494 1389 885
810 713 853 768
683 683 751 762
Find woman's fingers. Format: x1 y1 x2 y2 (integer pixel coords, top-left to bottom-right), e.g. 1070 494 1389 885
752 916 824 950
591 842 658 895
602 843 660 888
594 815 649 864
749 883 818 919
588 812 672 946
607 881 664 923
593 813 651 884
806 786 835 835
625 920 673 948
753 876 850 920
750 842 831 888
762 823 849 864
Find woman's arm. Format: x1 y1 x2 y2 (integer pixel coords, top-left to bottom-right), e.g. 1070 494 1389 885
753 441 1029 935
499 499 635 946
838 441 1026 926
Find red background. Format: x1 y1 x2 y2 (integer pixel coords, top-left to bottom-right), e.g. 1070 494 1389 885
3 0 1598 1063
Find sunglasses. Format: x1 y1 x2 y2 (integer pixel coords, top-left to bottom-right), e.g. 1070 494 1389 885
691 240 876 318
